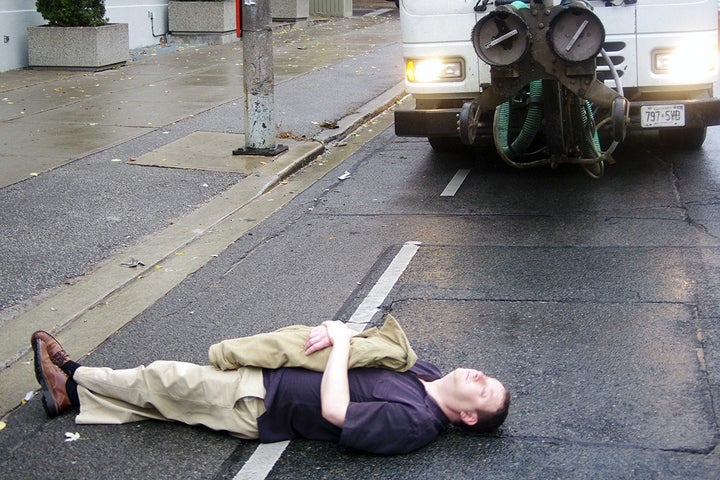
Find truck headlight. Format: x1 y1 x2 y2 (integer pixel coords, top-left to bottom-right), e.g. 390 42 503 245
652 43 718 79
405 58 464 83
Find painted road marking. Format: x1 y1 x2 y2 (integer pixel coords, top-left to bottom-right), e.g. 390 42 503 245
233 241 421 479
440 169 470 197
233 441 290 480
347 241 421 331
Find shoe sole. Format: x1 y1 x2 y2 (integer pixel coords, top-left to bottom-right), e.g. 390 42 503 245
32 338 60 417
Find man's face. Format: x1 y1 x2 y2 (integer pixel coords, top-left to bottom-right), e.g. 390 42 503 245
450 368 506 420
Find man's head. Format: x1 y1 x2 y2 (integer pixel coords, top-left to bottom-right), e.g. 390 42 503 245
446 368 510 432
458 387 511 433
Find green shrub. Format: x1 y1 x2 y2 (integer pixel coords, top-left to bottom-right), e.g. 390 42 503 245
36 0 108 27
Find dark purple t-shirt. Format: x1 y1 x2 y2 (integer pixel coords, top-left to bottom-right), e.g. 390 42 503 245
257 360 450 455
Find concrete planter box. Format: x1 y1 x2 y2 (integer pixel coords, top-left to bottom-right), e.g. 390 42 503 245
271 0 310 21
27 23 129 71
169 1 236 34
310 0 352 18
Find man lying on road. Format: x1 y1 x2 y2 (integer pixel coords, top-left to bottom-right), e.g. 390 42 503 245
31 316 510 455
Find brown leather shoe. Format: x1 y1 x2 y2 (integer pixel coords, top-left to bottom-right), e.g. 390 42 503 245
31 334 72 417
31 331 71 369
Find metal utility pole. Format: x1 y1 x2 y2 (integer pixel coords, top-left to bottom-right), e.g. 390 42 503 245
233 0 287 156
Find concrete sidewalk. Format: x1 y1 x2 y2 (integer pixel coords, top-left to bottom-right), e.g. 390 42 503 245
0 10 399 188
0 8 404 416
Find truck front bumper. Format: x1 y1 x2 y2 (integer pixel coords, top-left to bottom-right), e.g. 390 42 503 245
627 98 720 130
394 108 462 137
394 107 495 140
394 97 720 139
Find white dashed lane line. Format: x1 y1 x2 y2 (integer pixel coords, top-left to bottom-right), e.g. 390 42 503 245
441 169 470 197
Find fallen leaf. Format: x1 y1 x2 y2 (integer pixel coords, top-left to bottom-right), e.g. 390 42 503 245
278 131 307 141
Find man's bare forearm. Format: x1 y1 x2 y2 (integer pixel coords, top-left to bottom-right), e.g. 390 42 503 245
319 322 353 427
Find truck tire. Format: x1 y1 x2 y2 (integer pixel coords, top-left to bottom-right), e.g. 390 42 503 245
658 127 707 150
428 137 465 152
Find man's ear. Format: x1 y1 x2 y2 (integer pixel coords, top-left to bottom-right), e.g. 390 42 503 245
459 410 478 426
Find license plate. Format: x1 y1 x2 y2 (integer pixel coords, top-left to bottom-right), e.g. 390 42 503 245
640 104 685 128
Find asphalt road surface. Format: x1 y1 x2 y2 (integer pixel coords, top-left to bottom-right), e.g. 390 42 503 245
3 114 720 478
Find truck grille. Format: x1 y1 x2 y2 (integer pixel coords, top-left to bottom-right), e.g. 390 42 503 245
596 41 626 82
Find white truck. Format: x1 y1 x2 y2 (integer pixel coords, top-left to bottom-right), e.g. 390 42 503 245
394 0 720 176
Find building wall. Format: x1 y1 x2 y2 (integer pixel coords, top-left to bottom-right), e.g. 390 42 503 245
0 0 171 72
0 0 44 72
107 0 170 52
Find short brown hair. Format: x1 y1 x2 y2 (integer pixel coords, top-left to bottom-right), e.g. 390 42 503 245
458 389 511 433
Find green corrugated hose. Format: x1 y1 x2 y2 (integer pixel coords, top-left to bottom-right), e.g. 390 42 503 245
496 80 544 159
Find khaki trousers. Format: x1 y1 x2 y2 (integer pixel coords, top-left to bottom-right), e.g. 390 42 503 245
74 362 265 438
73 315 416 435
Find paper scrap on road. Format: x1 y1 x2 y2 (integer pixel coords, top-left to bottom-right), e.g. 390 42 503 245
120 258 145 268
